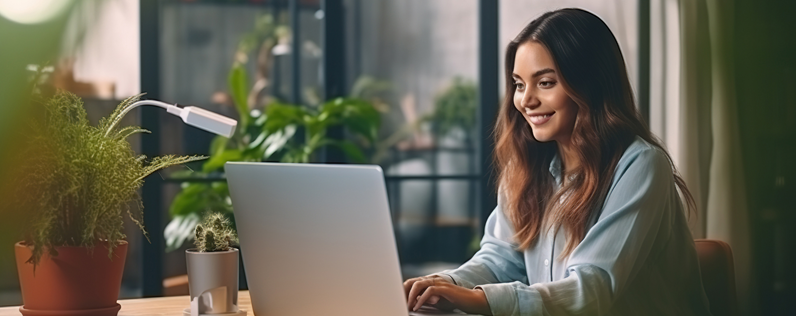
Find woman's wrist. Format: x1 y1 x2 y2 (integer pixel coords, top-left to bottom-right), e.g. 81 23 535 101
429 273 456 286
471 287 492 315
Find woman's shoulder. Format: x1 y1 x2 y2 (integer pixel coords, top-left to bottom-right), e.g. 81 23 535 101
615 136 672 178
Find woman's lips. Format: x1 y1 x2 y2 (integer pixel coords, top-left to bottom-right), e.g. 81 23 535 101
527 112 554 125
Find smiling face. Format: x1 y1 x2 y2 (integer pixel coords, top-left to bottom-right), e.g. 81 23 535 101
512 41 578 144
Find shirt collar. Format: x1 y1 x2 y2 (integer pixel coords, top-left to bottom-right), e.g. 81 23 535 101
549 153 563 187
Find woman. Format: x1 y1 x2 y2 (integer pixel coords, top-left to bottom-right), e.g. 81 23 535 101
404 8 712 316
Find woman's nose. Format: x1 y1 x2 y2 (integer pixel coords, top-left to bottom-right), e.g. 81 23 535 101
521 92 540 109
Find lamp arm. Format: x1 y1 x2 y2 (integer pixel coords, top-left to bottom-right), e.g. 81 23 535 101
103 100 237 138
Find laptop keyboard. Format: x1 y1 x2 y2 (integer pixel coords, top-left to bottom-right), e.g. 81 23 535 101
408 306 472 315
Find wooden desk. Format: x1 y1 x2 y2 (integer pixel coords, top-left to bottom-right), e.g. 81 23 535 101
0 291 253 316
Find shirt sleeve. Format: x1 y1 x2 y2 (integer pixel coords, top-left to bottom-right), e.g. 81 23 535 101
475 146 676 316
433 195 528 290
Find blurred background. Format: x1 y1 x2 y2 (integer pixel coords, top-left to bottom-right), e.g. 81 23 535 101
0 1 793 315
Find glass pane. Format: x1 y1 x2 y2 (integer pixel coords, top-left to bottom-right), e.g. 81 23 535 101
157 0 323 293
355 0 480 270
161 2 276 156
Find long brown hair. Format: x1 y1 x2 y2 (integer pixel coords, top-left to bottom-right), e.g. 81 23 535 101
494 8 695 259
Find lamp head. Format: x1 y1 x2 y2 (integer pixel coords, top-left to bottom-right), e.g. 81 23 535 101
179 106 237 138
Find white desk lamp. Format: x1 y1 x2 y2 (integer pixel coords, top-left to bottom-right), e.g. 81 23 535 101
108 100 244 316
105 100 238 138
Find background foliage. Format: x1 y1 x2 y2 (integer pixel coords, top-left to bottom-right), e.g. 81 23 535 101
423 77 478 140
165 13 382 250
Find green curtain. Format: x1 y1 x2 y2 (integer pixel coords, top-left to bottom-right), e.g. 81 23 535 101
651 0 756 314
679 0 755 314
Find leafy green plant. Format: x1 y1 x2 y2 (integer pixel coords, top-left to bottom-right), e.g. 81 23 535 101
423 77 478 139
193 212 238 252
371 77 477 164
13 91 205 266
165 16 382 251
165 92 381 251
165 13 288 252
262 98 380 163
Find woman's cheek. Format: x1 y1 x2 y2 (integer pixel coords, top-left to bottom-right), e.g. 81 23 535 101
513 93 523 111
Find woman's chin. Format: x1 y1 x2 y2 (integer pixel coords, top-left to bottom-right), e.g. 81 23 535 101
531 132 554 143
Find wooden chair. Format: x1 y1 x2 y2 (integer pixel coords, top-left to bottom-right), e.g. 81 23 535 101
162 274 189 296
694 239 738 316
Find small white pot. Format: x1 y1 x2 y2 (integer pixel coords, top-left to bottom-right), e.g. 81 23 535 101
185 248 245 315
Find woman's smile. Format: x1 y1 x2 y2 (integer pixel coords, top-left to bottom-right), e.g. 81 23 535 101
526 110 555 125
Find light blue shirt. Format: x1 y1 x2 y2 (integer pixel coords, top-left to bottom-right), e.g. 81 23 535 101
438 137 713 315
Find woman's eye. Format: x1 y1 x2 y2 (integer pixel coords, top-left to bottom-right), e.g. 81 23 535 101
514 82 525 90
539 80 556 88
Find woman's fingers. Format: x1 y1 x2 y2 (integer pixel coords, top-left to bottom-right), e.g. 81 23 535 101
405 276 456 309
406 279 433 308
403 277 428 296
409 284 490 315
403 275 448 296
403 278 419 296
413 285 440 311
407 278 446 309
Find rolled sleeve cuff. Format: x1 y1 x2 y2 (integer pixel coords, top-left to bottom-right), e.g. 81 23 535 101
437 269 480 289
476 282 544 316
429 273 456 286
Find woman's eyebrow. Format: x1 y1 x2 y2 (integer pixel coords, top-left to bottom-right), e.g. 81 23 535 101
532 68 555 78
512 68 555 80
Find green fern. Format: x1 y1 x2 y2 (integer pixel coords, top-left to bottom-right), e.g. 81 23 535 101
14 91 207 267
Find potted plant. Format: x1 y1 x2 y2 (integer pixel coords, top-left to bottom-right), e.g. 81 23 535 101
423 76 478 143
185 212 245 316
163 13 386 254
165 95 382 254
165 74 383 253
12 91 206 316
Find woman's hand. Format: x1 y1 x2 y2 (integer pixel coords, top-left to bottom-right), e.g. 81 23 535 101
404 275 453 309
403 276 491 315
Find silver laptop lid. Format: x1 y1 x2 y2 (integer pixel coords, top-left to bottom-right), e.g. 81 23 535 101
226 162 408 316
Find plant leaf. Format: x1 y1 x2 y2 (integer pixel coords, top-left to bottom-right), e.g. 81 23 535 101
263 125 296 159
138 155 208 182
333 140 366 163
209 136 229 156
113 126 151 140
248 131 268 150
202 149 242 173
100 93 145 136
263 103 305 133
168 183 211 216
164 213 201 252
332 98 380 143
228 64 249 126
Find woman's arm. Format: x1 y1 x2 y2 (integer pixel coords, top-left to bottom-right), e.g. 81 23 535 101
404 198 529 314
436 198 529 289
477 146 676 316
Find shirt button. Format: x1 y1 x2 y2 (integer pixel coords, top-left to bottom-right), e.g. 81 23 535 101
544 259 549 266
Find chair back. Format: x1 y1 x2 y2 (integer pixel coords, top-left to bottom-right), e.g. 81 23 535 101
694 239 738 316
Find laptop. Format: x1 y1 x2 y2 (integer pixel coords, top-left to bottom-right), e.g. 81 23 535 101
226 162 476 316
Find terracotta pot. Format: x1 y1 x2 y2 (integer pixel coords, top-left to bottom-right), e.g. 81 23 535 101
14 241 127 316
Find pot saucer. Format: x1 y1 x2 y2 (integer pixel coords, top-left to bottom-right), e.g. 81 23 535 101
182 308 247 316
19 304 121 316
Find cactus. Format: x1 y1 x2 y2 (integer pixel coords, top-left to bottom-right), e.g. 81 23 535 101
193 212 238 252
